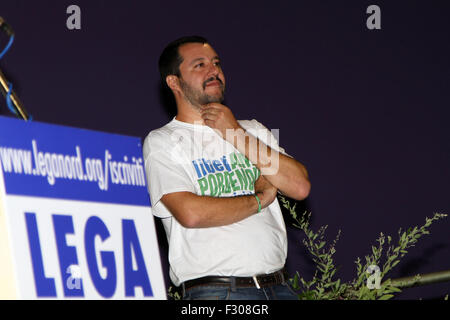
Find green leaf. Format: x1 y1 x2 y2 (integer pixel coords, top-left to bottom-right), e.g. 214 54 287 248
372 246 378 257
317 241 326 250
292 274 300 290
392 260 400 268
384 286 402 294
335 279 341 290
400 232 407 242
379 294 394 300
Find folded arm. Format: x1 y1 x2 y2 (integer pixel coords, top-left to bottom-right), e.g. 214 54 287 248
201 104 311 201
234 130 311 200
161 175 277 228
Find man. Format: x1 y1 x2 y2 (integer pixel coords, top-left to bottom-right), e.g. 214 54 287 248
143 36 311 300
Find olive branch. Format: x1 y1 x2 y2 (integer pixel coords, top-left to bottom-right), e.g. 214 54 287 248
278 195 447 300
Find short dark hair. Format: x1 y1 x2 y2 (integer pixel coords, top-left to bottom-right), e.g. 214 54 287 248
158 35 208 85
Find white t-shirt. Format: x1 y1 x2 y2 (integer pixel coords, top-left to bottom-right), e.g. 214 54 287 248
143 117 288 286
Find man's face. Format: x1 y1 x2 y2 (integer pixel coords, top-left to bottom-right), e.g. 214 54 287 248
176 42 226 108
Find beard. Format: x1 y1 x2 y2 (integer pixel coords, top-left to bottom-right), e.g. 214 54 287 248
179 77 225 110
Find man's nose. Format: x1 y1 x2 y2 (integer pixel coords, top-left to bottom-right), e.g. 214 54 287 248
206 62 220 77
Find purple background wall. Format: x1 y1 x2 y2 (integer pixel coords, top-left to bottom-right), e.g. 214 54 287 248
1 1 448 299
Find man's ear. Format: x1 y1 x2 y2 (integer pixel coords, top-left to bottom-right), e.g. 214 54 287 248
166 75 180 93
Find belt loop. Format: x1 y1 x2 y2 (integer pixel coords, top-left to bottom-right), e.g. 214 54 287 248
181 283 186 298
280 270 286 284
231 276 237 292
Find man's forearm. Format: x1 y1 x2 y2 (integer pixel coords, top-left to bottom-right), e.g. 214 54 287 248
199 103 310 200
225 128 311 200
162 192 261 228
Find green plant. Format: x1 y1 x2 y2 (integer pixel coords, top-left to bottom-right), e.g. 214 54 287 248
278 195 447 300
167 285 182 300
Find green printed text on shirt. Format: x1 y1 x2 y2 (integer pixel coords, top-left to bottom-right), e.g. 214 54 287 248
192 152 260 197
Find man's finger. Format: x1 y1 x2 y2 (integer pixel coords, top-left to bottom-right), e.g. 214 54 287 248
202 103 223 111
204 119 216 127
201 108 218 116
201 107 217 115
201 112 217 121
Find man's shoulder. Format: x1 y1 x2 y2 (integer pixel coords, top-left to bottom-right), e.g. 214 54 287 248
238 119 269 133
145 122 171 139
143 120 179 156
144 119 183 142
238 119 284 152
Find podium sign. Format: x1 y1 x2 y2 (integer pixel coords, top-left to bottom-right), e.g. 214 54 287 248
0 116 166 299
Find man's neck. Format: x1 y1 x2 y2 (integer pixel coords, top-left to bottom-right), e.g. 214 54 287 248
175 102 205 125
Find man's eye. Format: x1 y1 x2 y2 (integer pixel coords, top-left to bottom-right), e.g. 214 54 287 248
195 63 204 68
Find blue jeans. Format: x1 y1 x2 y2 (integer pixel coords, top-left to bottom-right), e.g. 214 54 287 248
182 282 299 300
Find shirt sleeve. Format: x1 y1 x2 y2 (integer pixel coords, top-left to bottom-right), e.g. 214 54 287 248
143 131 195 218
241 119 290 157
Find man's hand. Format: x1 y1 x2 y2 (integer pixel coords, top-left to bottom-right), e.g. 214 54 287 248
254 174 277 209
201 103 242 138
202 102 311 201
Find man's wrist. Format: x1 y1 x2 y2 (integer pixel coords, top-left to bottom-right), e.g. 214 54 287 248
253 194 262 213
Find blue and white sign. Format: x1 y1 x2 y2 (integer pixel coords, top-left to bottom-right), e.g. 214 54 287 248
0 116 166 299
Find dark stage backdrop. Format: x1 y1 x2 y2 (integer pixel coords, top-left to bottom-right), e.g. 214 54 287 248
1 0 448 299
